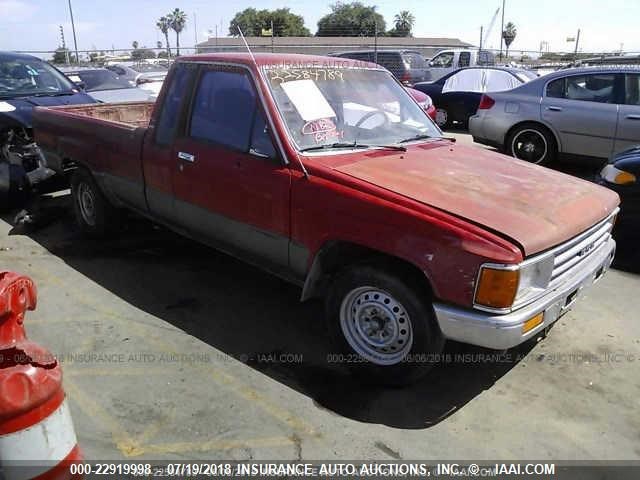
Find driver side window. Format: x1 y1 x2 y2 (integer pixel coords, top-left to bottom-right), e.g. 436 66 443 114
431 52 454 68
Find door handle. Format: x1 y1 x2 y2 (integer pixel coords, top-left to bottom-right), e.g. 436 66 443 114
547 106 563 112
178 151 195 162
626 114 640 120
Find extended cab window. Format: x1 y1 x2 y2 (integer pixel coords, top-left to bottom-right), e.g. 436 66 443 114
546 74 615 103
190 69 257 151
155 64 193 146
458 52 471 67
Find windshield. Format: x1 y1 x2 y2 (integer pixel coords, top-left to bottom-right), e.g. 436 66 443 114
265 67 440 151
0 57 76 98
67 69 132 92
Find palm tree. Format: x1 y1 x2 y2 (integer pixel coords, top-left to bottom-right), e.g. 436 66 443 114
393 11 415 36
168 8 187 56
502 22 517 59
156 16 172 57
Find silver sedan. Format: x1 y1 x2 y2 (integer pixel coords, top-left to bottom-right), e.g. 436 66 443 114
469 66 640 164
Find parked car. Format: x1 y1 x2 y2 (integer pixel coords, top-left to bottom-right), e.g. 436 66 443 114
426 49 495 81
33 53 618 385
60 67 154 103
413 67 537 129
597 145 640 220
329 50 428 85
470 66 640 165
0 51 96 209
105 62 168 99
406 87 437 121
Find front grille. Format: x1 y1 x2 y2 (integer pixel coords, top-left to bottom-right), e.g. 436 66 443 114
548 214 614 288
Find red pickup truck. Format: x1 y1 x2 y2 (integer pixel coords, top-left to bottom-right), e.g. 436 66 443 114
33 53 619 384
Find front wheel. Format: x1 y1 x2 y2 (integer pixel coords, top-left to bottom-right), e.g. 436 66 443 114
507 124 557 165
434 108 450 129
326 265 445 385
0 162 28 212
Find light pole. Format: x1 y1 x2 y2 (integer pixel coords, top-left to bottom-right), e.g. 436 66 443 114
499 0 505 61
67 0 79 63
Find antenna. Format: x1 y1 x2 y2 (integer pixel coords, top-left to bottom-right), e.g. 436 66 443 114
237 26 310 179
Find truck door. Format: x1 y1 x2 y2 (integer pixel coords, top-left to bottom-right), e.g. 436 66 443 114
171 65 291 270
614 73 640 154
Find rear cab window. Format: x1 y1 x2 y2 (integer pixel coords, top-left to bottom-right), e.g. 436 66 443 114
458 52 471 67
154 63 195 146
624 74 640 105
401 53 426 69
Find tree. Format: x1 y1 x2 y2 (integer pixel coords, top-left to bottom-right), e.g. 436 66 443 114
52 47 71 64
502 22 517 59
316 2 385 37
156 41 162 49
388 10 414 37
156 16 172 57
132 40 139 50
131 47 156 60
167 8 187 56
228 8 309 37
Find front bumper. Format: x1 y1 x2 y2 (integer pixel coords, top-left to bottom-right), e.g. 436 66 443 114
433 237 616 350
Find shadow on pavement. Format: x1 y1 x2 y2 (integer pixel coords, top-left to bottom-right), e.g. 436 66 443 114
3 193 543 429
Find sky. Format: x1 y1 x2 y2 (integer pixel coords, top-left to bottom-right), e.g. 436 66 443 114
1 0 639 57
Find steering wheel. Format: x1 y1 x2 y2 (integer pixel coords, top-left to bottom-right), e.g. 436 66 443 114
355 109 389 129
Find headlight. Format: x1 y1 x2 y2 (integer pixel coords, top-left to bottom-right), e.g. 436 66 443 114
474 256 554 311
600 164 636 185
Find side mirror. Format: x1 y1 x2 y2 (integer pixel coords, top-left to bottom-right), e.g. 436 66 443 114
428 61 434 67
75 80 86 90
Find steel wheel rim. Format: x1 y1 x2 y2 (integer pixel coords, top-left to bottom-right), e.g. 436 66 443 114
78 182 96 226
511 129 548 164
339 286 413 365
435 108 448 127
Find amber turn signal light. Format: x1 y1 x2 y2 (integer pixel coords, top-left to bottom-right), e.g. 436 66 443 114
475 267 519 309
522 312 544 333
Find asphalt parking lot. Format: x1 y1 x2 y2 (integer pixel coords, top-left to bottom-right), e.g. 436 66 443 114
2 132 639 461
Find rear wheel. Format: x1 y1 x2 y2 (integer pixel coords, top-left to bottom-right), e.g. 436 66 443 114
70 168 120 236
507 124 557 165
326 265 445 385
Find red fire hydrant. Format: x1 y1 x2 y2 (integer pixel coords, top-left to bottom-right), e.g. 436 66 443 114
0 271 82 480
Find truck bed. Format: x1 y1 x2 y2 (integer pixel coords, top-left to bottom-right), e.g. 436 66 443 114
42 101 154 129
33 102 154 213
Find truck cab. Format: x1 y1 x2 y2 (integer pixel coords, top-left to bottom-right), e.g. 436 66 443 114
426 49 495 82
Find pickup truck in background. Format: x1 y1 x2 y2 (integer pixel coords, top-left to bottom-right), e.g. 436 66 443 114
426 49 495 81
33 53 619 385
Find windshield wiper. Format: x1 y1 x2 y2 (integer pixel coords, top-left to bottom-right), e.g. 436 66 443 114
300 142 406 153
31 91 76 97
397 134 435 144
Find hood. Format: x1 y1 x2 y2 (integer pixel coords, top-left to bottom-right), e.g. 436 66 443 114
0 92 95 128
333 142 619 256
88 87 152 103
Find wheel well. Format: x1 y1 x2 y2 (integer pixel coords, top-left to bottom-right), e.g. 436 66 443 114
300 241 433 301
504 121 559 154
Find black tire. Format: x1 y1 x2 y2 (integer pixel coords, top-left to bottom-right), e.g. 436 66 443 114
325 264 445 386
434 108 451 130
507 123 557 166
0 162 29 213
70 168 120 237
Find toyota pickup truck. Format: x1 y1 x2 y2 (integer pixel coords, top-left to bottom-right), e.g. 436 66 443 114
32 53 619 384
